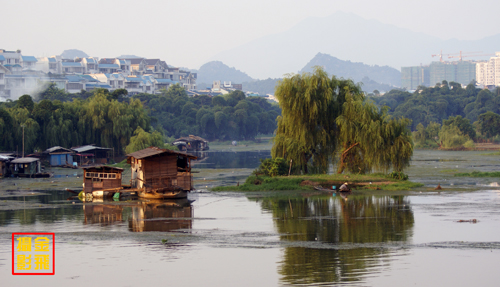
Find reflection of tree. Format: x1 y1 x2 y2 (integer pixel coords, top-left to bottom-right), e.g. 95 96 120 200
260 195 414 285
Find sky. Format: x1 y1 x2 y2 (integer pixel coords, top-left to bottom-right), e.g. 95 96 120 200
3 0 499 73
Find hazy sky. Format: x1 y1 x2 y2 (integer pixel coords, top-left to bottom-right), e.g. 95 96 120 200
3 0 499 73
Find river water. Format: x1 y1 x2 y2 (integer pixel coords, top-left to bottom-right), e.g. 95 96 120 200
1 150 500 286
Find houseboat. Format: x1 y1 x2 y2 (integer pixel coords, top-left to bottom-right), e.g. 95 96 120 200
172 135 209 151
82 165 124 198
127 147 197 199
9 157 50 178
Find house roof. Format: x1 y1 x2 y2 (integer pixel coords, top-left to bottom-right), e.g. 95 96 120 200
125 77 143 82
11 157 39 163
127 146 197 160
82 165 124 172
80 75 99 82
122 58 144 65
0 55 5 61
85 58 97 63
48 57 56 63
156 79 177 84
145 59 160 65
119 59 129 65
99 64 119 68
174 135 208 143
66 75 85 82
62 62 83 67
44 146 74 154
72 145 112 153
22 56 37 62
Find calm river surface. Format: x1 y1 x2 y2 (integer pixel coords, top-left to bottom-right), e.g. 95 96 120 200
1 150 500 286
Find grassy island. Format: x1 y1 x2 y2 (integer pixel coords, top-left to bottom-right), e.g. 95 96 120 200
212 173 423 192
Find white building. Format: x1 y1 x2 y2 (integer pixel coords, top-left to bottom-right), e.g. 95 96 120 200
476 52 500 87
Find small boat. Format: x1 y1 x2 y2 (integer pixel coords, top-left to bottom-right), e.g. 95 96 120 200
314 186 352 199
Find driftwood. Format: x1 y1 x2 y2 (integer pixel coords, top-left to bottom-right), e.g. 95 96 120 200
456 219 477 223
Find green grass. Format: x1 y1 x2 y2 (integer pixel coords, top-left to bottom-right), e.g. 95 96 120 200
454 171 500 177
212 173 423 192
112 159 130 169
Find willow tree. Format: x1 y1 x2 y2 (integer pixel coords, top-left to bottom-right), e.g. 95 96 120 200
336 94 413 173
272 67 362 174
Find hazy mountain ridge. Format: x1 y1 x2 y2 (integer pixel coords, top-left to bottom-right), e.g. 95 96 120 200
194 61 254 85
300 53 401 86
60 49 88 59
210 11 500 79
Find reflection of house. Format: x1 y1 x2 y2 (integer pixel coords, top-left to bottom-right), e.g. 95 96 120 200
83 204 123 226
129 199 193 232
173 135 209 151
127 147 197 198
43 146 74 167
9 157 42 177
82 166 123 194
72 144 112 166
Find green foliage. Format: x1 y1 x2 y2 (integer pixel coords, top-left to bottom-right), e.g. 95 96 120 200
336 94 413 173
125 127 166 154
443 115 476 140
272 67 362 174
372 84 500 130
0 88 151 155
254 157 288 177
454 171 500 177
413 122 440 148
134 84 280 141
272 67 413 175
438 124 469 148
477 111 500 138
388 171 408 180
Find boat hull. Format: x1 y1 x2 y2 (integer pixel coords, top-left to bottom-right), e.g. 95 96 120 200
138 189 188 199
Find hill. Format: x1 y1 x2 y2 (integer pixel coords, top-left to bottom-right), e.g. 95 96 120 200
300 53 401 87
209 11 500 79
60 49 88 59
195 61 254 85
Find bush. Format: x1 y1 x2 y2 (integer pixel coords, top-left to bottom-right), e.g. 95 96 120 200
253 157 288 177
388 171 408 180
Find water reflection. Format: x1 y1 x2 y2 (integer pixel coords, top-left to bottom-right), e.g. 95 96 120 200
129 199 193 232
82 199 193 232
191 150 271 169
259 195 414 285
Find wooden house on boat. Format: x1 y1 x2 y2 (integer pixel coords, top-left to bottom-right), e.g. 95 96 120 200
9 157 48 178
172 135 209 151
127 147 197 199
82 166 124 197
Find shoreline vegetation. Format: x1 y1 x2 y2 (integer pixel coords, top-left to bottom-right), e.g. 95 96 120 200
211 174 424 192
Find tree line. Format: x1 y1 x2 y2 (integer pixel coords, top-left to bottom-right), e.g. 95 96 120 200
133 85 280 141
372 81 500 148
0 83 280 155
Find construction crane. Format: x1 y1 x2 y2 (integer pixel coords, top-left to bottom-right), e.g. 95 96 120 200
432 51 485 62
448 51 495 61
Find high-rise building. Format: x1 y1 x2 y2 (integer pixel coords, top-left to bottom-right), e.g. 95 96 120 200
401 66 429 90
476 52 500 87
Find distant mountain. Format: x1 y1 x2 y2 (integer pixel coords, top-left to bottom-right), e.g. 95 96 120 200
116 54 142 59
210 11 500 79
242 78 280 95
60 49 88 59
195 61 254 85
300 53 401 87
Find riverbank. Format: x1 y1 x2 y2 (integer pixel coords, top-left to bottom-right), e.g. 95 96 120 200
212 173 424 192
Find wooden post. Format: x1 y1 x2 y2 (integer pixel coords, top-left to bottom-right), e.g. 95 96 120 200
288 159 292 176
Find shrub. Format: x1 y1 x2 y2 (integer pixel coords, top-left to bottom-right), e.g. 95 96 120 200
389 171 408 180
253 157 288 177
